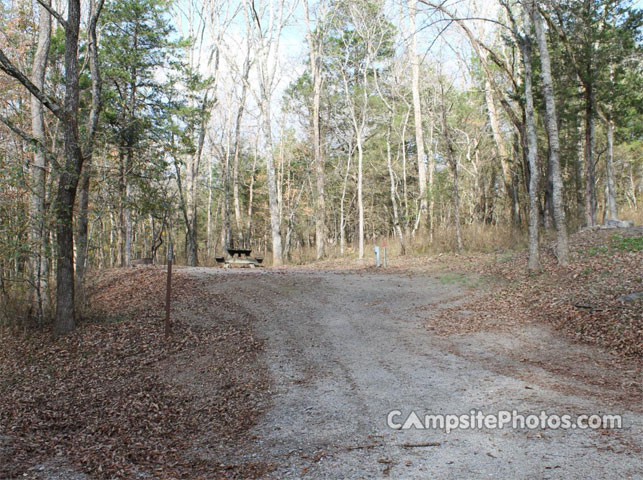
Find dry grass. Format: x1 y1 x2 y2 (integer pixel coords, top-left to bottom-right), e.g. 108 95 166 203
620 205 643 225
287 222 526 265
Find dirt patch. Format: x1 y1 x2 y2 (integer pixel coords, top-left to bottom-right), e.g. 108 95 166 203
0 268 271 479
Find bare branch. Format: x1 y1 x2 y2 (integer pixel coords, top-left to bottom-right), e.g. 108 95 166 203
0 114 58 167
0 49 64 120
36 0 68 30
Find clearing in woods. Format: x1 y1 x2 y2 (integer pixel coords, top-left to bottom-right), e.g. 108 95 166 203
183 267 641 479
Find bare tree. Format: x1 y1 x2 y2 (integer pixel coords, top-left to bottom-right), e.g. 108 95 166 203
531 0 568 265
0 0 105 333
407 0 429 238
338 0 389 259
303 0 333 260
76 0 106 306
29 0 52 324
245 0 295 266
231 19 253 244
518 0 541 270
439 84 463 252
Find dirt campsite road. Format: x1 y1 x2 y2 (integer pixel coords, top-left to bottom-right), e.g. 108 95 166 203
184 267 641 479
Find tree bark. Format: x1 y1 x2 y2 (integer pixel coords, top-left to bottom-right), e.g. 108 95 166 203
521 1 541 271
532 2 568 265
30 0 52 325
483 78 519 225
605 114 617 220
408 0 428 237
259 96 284 265
232 47 251 245
246 0 288 266
386 119 406 254
54 0 82 335
584 85 597 226
440 94 462 252
75 0 104 304
303 0 327 260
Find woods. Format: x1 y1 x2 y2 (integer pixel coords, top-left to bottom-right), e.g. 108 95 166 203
0 0 641 331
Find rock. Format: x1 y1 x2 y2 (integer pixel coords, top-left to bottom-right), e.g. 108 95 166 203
618 291 643 303
605 218 635 229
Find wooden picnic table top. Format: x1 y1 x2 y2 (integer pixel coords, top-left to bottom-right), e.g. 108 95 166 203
227 248 252 257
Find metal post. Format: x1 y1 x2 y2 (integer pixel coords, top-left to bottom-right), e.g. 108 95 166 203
374 246 381 267
165 243 173 338
382 246 387 268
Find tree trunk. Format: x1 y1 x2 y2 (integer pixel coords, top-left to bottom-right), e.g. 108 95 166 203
54 0 82 335
522 1 541 271
575 111 585 223
260 96 283 265
387 120 406 254
584 86 597 226
75 0 104 305
303 0 327 260
605 115 617 221
356 134 364 259
340 147 352 255
75 165 90 299
186 148 199 265
532 3 569 265
246 141 258 247
30 0 51 325
484 78 519 225
408 0 428 237
124 180 132 266
232 49 251 245
440 95 462 252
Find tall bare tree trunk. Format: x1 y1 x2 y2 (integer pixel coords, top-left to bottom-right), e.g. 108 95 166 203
232 46 251 244
522 1 541 271
484 78 519 225
246 0 290 266
259 96 284 265
584 86 597 226
440 93 462 252
206 149 213 257
386 120 406 254
124 171 132 266
246 138 258 246
605 114 617 220
532 2 569 266
75 0 104 305
54 0 83 334
340 145 352 255
30 0 51 325
303 0 327 260
356 134 365 259
408 0 428 237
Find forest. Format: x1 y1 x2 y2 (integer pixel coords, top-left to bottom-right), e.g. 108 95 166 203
0 0 641 334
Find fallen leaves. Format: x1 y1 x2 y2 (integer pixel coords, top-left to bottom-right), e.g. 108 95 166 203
0 267 272 479
429 227 642 358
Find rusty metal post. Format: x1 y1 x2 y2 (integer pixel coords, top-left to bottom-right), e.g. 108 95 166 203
165 243 173 338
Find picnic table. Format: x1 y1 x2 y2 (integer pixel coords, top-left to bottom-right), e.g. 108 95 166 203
215 248 263 268
227 248 252 258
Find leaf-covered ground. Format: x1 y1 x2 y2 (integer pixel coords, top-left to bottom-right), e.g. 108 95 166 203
0 267 272 479
428 227 643 359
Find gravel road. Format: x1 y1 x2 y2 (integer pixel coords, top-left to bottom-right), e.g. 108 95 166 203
188 268 642 479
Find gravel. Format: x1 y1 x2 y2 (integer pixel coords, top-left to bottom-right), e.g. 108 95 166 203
185 268 642 479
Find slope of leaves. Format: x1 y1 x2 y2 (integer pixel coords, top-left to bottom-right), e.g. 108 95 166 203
431 227 643 359
0 267 271 479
